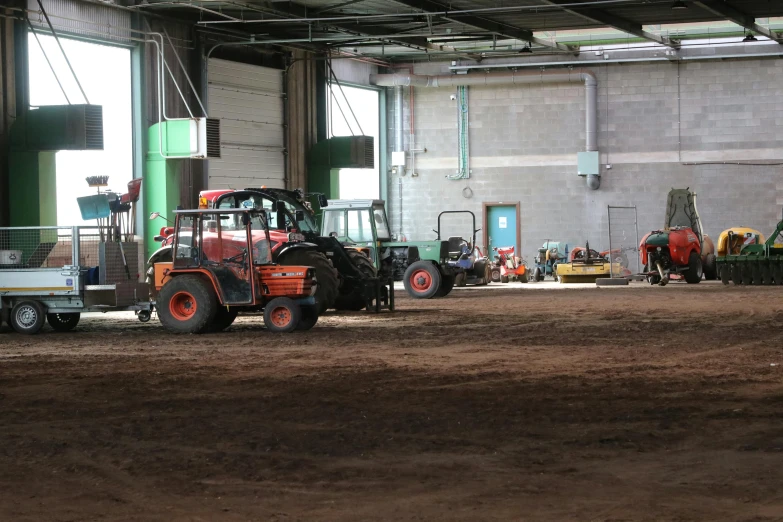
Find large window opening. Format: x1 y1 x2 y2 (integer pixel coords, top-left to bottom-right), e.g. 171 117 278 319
28 33 132 226
327 83 380 199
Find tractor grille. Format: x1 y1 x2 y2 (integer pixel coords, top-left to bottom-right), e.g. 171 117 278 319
206 118 221 158
84 105 104 150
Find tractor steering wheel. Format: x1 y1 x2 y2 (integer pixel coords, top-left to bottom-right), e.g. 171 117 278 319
224 249 248 266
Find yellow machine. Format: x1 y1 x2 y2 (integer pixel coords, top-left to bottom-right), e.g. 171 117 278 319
555 243 622 283
717 227 764 257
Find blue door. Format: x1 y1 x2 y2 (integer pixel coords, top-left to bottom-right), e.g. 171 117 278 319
487 205 517 256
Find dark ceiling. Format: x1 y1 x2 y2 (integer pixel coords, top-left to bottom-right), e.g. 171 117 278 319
129 0 783 61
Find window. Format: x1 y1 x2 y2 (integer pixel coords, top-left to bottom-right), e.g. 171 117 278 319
346 209 374 243
373 205 391 240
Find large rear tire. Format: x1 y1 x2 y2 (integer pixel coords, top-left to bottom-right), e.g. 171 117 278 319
403 261 442 299
296 305 319 331
208 307 238 333
334 250 376 311
264 297 301 333
47 312 80 332
158 275 217 334
703 253 717 280
278 249 338 314
684 252 702 284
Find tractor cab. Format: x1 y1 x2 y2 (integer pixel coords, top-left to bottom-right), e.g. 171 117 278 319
321 199 391 267
153 208 319 334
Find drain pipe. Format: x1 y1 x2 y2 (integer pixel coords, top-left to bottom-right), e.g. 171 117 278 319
395 85 404 154
371 69 600 189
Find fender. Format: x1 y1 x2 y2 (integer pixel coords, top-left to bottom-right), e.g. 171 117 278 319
274 242 318 262
147 245 173 265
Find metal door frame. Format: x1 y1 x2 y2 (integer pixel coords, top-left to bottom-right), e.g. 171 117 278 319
482 202 521 253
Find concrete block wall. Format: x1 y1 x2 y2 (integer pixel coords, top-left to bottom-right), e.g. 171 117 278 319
385 58 783 259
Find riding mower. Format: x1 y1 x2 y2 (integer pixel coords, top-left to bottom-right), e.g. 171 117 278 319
640 188 716 286
435 211 491 287
532 241 569 282
490 246 528 283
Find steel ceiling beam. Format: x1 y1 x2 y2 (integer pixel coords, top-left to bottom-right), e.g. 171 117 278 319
693 1 782 43
538 0 680 49
387 0 574 52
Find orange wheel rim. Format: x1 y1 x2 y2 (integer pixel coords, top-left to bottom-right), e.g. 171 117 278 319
269 306 292 328
170 291 197 321
410 269 432 291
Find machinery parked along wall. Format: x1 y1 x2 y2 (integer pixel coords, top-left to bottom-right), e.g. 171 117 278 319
716 211 783 285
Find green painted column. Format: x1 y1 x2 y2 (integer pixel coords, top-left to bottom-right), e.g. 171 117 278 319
144 120 193 259
8 150 57 227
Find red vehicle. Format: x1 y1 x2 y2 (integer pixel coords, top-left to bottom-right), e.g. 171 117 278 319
148 188 340 312
640 188 714 285
490 246 528 283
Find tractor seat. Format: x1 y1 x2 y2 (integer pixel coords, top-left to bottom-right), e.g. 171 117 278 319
447 236 465 258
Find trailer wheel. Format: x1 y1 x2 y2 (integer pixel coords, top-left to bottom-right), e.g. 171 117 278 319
264 297 301 333
10 301 46 335
158 275 217 334
684 252 702 284
719 264 730 285
296 306 319 331
47 313 80 332
403 261 442 299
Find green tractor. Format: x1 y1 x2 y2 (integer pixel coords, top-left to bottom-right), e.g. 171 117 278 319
321 200 459 299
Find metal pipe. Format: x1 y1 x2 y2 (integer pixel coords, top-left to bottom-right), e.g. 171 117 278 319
163 27 208 117
371 69 601 189
395 86 403 153
35 0 90 104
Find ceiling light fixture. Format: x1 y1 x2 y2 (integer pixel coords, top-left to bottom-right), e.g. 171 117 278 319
743 33 758 42
671 0 688 9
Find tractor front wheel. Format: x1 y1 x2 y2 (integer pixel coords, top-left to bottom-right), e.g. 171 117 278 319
264 297 302 333
403 261 442 299
684 252 703 284
158 275 217 334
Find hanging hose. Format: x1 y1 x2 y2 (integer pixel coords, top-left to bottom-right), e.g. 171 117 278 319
449 85 470 180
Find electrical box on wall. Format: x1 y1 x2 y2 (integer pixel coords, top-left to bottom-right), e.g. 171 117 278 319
391 151 406 167
577 151 600 176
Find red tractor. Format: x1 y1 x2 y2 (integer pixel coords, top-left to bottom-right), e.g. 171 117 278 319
640 188 716 286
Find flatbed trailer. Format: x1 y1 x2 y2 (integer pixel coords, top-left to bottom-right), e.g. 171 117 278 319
0 226 152 334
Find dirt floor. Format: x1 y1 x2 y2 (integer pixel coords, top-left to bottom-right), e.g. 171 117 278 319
2 281 783 521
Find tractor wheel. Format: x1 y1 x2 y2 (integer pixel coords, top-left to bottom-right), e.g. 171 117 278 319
47 313 80 332
719 264 730 285
501 275 510 284
279 249 338 314
751 263 762 285
403 261 442 299
772 263 783 285
703 254 717 280
208 307 238 333
732 263 743 285
435 273 455 297
490 266 501 283
472 259 489 286
296 306 319 331
10 301 46 335
684 252 702 284
158 275 217 334
264 297 302 333
334 250 376 311
533 267 543 282
760 262 773 285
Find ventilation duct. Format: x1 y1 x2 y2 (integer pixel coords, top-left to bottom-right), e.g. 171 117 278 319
371 69 600 190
